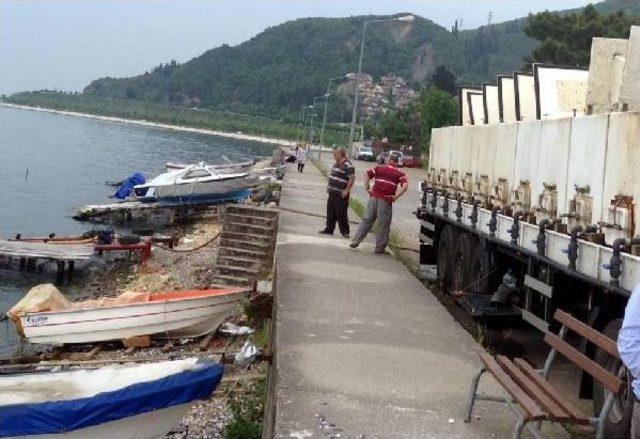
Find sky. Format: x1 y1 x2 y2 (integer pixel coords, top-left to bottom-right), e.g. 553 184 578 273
0 0 595 95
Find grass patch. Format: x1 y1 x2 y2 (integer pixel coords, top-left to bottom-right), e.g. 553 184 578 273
224 378 266 439
252 325 269 350
349 197 365 218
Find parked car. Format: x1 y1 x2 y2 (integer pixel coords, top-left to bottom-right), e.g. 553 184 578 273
389 150 404 167
376 151 389 164
402 155 420 168
356 146 375 161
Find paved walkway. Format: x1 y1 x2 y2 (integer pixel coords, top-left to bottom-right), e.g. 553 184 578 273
274 162 567 438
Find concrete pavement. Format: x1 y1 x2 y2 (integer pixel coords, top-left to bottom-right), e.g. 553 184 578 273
273 162 567 438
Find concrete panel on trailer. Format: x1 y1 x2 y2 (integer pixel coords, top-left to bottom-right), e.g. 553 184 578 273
450 125 471 176
586 37 628 114
469 92 485 125
459 125 476 175
604 112 640 240
484 84 500 124
620 26 640 111
476 124 498 183
460 88 481 126
515 72 537 122
429 127 443 172
514 119 542 187
566 113 609 223
534 64 589 120
494 123 518 185
498 76 517 123
536 118 572 214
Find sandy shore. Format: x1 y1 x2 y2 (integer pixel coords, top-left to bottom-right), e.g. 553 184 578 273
0 102 296 147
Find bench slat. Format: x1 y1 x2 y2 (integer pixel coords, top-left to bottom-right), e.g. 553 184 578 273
544 333 624 395
513 358 589 424
554 310 620 359
479 352 546 420
496 356 572 422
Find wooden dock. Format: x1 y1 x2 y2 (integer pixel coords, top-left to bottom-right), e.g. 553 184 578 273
0 240 94 261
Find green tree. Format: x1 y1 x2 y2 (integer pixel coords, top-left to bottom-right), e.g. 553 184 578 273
431 65 457 94
524 4 640 66
417 87 458 152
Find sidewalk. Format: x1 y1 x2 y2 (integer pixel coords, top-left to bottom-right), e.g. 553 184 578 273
273 162 567 438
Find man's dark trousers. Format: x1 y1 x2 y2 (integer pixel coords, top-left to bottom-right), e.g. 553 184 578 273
325 192 349 235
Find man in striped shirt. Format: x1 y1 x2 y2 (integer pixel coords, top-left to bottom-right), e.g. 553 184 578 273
350 153 408 253
319 149 355 238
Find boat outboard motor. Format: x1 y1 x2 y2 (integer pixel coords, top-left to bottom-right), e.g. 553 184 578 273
490 269 517 308
97 230 114 245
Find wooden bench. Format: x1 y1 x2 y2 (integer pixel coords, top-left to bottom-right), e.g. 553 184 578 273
464 309 625 439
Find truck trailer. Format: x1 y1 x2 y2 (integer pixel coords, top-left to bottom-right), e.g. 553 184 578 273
417 31 640 437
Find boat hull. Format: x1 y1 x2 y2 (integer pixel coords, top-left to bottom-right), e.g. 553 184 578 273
9 403 189 439
20 290 250 344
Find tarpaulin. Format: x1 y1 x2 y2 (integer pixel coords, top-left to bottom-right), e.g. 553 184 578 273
0 361 223 436
113 172 145 200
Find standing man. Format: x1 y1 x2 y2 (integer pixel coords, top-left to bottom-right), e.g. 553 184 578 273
296 144 308 173
619 284 640 438
319 149 355 238
350 153 408 254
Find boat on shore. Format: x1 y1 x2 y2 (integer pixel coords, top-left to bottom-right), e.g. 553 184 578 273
134 163 259 205
166 157 255 172
0 358 223 438
10 286 251 344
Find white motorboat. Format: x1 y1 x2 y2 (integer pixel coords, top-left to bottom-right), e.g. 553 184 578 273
134 162 259 205
0 358 223 438
165 157 255 172
12 287 251 344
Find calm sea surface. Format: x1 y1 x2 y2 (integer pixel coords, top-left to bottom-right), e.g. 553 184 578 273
0 106 275 357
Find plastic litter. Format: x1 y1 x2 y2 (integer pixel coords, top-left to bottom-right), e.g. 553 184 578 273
448 418 455 424
219 322 255 335
234 341 259 366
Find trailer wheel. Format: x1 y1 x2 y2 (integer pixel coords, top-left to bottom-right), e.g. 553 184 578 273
469 242 497 295
451 233 476 294
593 318 632 438
437 226 455 293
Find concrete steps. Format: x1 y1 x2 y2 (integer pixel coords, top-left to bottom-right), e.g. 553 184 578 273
211 204 278 286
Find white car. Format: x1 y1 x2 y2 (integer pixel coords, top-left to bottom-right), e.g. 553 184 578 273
389 150 404 167
356 146 375 161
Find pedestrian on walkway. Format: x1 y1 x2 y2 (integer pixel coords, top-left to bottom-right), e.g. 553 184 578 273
618 284 640 438
319 149 354 238
296 144 308 173
349 153 408 254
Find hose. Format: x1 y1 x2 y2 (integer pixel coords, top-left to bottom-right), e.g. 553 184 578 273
151 231 221 253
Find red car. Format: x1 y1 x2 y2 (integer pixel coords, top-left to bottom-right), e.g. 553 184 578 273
402 155 421 168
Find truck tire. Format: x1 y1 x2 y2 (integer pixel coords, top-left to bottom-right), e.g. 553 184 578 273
593 318 632 438
469 242 497 295
451 233 477 294
437 226 456 293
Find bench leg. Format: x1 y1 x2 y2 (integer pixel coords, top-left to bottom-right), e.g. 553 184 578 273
513 417 526 439
464 366 486 423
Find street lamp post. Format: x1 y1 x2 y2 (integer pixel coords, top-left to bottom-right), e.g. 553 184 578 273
347 14 414 157
319 75 347 161
309 95 328 145
295 105 305 143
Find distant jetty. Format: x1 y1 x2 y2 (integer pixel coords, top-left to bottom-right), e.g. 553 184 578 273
0 103 295 147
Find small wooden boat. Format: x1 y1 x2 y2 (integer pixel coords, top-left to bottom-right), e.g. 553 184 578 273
0 358 223 438
13 287 251 344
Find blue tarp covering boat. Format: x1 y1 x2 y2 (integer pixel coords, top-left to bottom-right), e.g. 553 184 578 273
0 358 223 438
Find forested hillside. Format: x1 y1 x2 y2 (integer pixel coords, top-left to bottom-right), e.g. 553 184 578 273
19 0 640 119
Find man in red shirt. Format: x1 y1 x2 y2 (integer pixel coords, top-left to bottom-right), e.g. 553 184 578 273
349 153 408 254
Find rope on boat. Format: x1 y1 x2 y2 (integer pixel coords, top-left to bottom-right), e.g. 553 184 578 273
151 231 221 253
